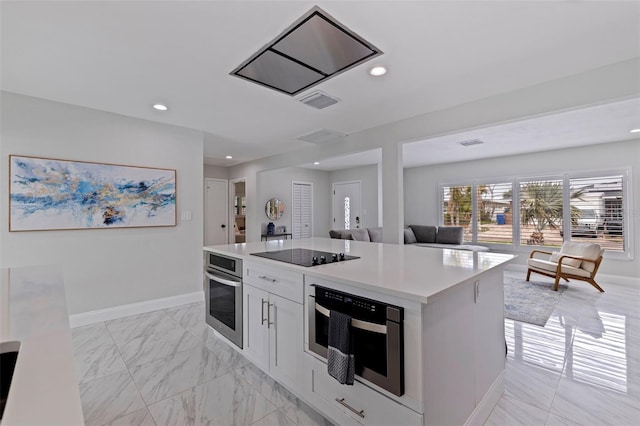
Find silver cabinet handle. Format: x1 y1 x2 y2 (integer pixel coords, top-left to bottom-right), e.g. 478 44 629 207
261 299 267 325
258 275 277 283
267 302 274 328
335 398 365 418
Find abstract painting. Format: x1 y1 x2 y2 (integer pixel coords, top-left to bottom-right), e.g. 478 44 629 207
9 155 176 231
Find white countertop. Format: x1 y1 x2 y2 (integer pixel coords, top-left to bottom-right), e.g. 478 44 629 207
0 266 84 426
204 238 516 303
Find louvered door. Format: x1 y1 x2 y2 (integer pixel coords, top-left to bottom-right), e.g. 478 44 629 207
292 182 312 239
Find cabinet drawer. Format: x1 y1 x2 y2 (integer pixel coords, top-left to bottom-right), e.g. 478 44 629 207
309 358 422 426
244 261 303 303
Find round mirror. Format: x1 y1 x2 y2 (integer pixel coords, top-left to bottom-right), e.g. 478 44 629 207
265 198 284 220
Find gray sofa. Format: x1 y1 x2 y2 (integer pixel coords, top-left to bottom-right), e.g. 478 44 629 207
405 225 489 252
329 227 384 242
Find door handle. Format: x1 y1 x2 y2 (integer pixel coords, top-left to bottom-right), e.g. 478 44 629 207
221 224 226 228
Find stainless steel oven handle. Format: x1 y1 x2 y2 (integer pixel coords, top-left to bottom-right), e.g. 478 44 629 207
205 272 241 287
335 398 365 419
315 303 387 334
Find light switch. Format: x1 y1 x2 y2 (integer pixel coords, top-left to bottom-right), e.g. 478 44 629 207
181 211 192 221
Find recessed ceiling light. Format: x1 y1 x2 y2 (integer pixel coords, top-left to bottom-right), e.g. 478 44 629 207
152 104 168 111
630 128 640 133
225 155 233 159
369 66 387 76
313 162 320 165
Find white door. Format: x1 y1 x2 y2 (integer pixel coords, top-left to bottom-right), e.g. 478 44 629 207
333 181 361 230
292 182 312 239
204 178 228 246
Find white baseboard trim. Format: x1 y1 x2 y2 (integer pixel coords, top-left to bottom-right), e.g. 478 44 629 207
69 291 204 328
504 264 640 288
465 372 504 426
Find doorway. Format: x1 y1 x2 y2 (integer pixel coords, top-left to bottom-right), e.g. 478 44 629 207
332 181 361 230
233 180 246 243
204 178 228 246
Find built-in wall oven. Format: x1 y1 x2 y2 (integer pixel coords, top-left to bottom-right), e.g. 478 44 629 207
308 285 404 396
205 252 243 348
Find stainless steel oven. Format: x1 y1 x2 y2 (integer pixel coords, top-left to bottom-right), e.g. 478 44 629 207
308 285 404 396
205 252 243 348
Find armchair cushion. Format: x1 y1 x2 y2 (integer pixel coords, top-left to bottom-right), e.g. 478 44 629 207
557 241 602 272
549 252 582 268
528 258 591 278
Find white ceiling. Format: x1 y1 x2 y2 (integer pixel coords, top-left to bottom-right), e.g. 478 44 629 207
2 1 640 168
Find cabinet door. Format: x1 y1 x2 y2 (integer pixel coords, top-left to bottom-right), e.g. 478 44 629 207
268 293 303 390
243 284 269 371
473 269 506 403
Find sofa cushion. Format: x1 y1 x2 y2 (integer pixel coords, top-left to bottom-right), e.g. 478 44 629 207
350 228 370 242
367 227 384 242
329 229 342 239
340 230 353 240
404 228 417 244
436 226 464 244
409 225 437 243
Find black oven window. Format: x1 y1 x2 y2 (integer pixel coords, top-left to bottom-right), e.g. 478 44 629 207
314 311 388 377
210 281 236 330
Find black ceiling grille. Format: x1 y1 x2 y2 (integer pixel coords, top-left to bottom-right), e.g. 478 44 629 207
231 6 382 96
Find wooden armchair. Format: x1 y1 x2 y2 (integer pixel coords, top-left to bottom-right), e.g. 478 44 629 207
526 241 604 292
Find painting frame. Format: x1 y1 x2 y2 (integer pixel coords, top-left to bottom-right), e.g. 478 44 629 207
9 155 177 231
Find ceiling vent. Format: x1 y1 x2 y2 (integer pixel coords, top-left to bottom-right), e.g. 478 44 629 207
297 91 339 109
298 128 347 144
230 6 382 96
457 139 484 147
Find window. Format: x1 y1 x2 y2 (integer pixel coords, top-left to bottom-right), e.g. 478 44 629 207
441 185 472 242
569 175 624 252
519 178 563 247
477 182 513 245
439 169 630 258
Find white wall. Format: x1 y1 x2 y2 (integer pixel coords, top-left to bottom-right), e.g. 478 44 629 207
404 139 640 279
204 164 228 180
329 164 379 229
257 167 330 237
0 93 204 314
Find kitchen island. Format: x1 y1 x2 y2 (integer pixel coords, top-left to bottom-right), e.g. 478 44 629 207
0 266 84 426
204 238 516 426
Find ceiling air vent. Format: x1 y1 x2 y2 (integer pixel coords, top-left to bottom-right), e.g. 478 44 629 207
297 91 339 109
298 128 346 144
457 139 484 147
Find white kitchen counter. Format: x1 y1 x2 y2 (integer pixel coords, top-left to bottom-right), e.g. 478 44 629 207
204 238 516 304
0 266 84 426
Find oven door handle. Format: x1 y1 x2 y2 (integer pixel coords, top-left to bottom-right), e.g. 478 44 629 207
315 303 387 334
205 272 242 287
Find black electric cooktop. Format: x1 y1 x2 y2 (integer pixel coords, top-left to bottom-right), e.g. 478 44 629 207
251 248 359 267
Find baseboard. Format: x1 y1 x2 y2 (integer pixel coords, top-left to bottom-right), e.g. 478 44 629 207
464 371 504 426
69 290 204 328
504 264 640 288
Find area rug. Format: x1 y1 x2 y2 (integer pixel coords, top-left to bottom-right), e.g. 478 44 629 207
504 276 567 326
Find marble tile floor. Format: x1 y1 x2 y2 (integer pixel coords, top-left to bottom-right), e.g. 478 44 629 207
72 271 640 426
71 303 333 426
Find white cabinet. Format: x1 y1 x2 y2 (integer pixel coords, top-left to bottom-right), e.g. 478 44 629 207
243 261 303 390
